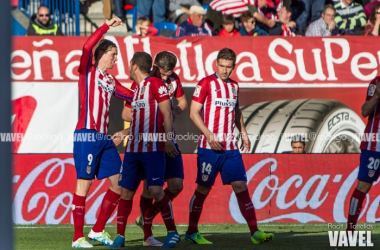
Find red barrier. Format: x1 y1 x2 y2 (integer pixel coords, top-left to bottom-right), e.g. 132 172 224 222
11 36 380 84
12 154 380 225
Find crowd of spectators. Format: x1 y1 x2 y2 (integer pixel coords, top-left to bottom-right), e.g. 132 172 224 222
27 0 380 36
130 0 380 37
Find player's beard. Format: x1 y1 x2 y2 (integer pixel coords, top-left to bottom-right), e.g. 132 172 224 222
129 68 135 81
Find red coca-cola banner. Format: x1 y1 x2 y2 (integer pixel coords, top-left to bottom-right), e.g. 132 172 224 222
12 154 380 225
11 36 380 84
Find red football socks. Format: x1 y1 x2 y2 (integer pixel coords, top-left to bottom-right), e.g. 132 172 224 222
156 195 177 232
72 194 86 241
151 188 177 219
140 196 154 240
347 188 366 231
236 189 259 235
92 189 120 232
187 190 207 235
116 199 133 237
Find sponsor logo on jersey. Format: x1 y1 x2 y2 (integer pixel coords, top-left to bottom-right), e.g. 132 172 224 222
214 98 237 107
368 84 376 97
158 86 168 97
97 78 115 94
131 100 146 109
194 86 201 97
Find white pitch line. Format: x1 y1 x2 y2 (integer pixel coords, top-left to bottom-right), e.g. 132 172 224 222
14 223 339 229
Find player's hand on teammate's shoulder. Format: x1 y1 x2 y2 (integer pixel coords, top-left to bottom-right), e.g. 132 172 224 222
105 17 123 27
165 140 179 158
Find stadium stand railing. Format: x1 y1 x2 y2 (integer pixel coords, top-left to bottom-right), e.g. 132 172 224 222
18 0 80 36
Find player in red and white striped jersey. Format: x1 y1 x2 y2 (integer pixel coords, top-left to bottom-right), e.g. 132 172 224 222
185 48 274 245
113 52 180 249
347 76 380 231
71 18 134 249
131 52 187 246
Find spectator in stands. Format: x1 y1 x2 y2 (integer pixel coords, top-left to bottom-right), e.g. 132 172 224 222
134 17 158 37
253 0 279 30
168 0 202 24
305 4 339 36
101 0 113 19
334 0 367 35
113 0 137 23
291 135 306 154
137 0 166 24
218 15 241 36
365 2 380 35
239 11 268 36
364 0 380 18
296 0 326 35
268 5 296 36
176 5 212 37
27 5 63 36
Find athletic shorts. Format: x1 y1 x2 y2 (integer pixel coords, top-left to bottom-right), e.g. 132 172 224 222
165 143 184 179
73 129 121 180
119 151 166 191
357 149 380 183
196 148 247 187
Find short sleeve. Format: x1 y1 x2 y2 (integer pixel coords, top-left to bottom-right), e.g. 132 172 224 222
366 77 380 101
125 82 137 108
151 78 170 103
174 76 185 98
192 78 209 104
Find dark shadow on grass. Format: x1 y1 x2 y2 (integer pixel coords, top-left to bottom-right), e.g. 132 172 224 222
106 231 340 250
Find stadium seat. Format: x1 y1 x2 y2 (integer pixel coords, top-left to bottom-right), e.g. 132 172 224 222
202 5 209 13
154 21 178 37
124 5 137 33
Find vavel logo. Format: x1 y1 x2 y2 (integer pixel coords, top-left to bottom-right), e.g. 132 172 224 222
328 230 374 247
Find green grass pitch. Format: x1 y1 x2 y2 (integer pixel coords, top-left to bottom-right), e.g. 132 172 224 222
15 223 380 250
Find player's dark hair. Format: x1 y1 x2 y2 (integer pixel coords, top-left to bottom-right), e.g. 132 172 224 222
222 15 235 24
217 48 236 65
240 11 253 23
283 5 292 13
131 52 152 73
154 51 177 71
291 135 306 146
94 39 117 61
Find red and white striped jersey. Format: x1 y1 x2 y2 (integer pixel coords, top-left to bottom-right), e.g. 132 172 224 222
361 76 380 152
75 23 133 134
210 0 251 17
192 73 239 151
165 72 185 144
126 76 170 153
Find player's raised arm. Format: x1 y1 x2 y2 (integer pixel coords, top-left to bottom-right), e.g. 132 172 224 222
114 78 134 102
78 17 123 74
362 79 380 117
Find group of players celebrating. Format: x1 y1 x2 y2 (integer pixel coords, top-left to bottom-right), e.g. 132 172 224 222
70 16 379 249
